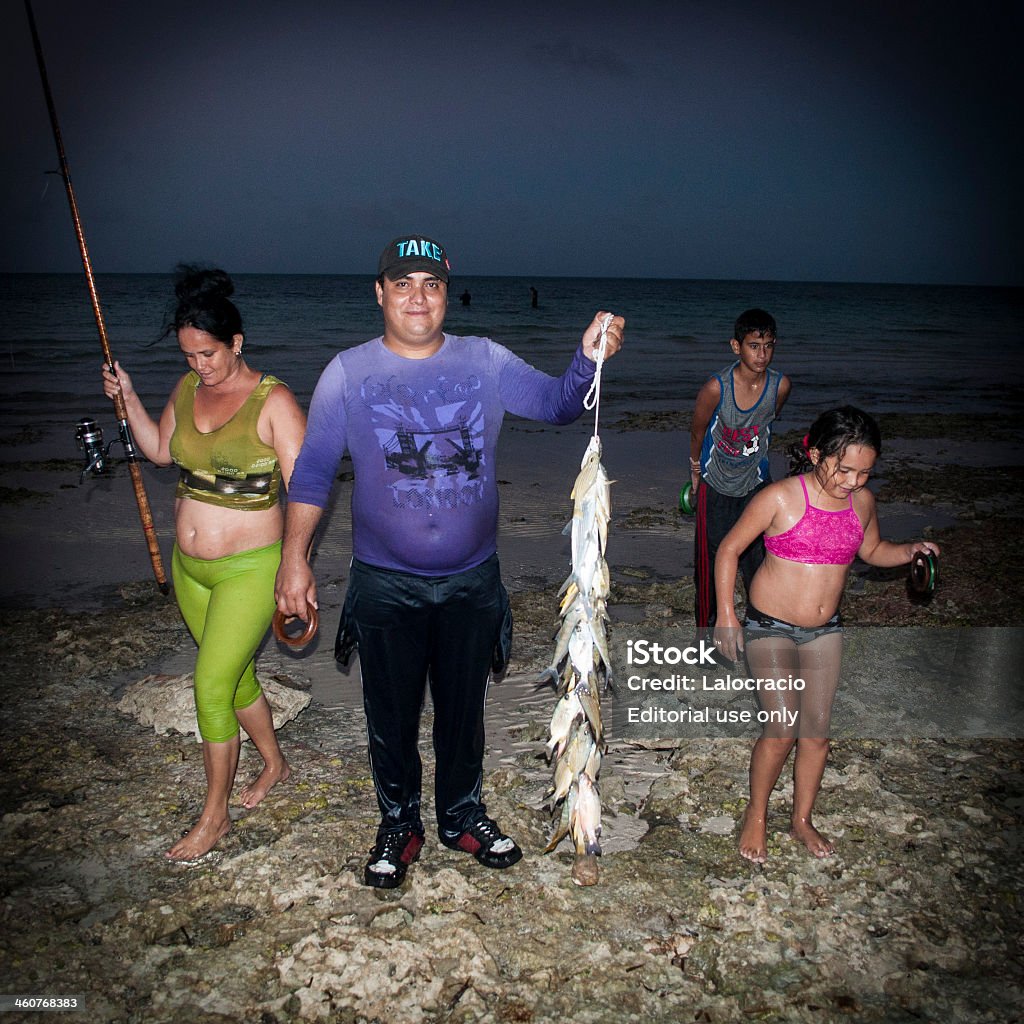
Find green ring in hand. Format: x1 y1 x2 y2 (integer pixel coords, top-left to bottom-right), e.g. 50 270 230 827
679 481 696 515
909 551 938 595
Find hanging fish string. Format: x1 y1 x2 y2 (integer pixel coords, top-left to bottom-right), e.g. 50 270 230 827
540 313 615 887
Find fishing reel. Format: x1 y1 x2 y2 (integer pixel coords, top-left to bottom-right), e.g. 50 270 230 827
678 480 696 516
908 550 939 602
75 416 139 483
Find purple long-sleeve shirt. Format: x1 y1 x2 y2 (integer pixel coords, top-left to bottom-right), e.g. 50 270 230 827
288 333 596 575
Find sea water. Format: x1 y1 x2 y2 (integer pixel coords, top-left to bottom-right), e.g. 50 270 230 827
0 273 1020 459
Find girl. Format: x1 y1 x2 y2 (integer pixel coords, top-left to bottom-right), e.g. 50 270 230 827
713 406 938 862
102 266 306 861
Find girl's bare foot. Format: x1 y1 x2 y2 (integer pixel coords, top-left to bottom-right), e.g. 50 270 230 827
738 808 768 863
790 817 834 858
238 759 291 809
166 815 230 861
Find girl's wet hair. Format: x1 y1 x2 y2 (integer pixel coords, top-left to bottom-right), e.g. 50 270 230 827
165 264 243 345
788 405 882 475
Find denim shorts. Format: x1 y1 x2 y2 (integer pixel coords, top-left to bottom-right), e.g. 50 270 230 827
744 601 842 646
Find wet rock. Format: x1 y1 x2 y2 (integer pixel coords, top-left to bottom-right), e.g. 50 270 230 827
572 853 600 886
700 814 736 836
641 770 692 823
116 672 311 742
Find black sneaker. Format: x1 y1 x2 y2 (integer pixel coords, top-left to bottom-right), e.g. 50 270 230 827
441 817 522 869
363 829 424 889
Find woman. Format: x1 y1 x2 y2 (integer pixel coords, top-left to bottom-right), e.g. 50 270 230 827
714 406 939 863
102 266 306 861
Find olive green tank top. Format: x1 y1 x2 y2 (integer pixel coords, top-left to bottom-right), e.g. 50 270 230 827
169 370 284 510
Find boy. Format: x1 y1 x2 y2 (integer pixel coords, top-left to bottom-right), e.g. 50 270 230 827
690 309 791 637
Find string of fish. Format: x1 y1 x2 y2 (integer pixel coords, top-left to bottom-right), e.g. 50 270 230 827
540 312 615 884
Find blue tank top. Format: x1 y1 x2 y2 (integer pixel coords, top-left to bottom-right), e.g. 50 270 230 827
700 363 782 497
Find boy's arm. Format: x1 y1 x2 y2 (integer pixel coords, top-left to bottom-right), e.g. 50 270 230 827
689 377 721 487
775 374 792 415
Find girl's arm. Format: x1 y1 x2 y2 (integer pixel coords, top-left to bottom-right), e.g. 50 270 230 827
713 485 781 657
856 490 940 567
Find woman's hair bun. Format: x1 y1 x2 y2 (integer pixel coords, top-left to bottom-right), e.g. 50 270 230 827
174 264 234 305
166 263 243 343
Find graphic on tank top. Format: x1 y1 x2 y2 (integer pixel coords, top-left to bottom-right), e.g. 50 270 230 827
359 370 487 512
717 424 762 458
700 363 782 496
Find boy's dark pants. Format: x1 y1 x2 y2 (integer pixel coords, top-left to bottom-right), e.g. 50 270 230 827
694 480 768 630
341 555 508 843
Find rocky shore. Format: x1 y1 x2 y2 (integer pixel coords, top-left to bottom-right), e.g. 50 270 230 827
1 413 1021 1022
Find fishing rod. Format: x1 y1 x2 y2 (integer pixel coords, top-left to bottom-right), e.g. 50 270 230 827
24 0 169 594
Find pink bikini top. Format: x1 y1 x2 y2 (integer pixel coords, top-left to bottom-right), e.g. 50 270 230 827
763 476 864 565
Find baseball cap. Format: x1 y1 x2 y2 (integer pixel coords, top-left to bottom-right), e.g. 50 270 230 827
378 235 450 283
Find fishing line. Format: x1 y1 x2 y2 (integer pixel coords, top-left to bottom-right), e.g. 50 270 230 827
583 312 613 438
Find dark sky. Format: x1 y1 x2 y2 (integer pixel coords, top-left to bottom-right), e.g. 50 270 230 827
3 1 1021 284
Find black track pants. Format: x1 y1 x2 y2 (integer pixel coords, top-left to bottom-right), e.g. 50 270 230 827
694 481 768 630
341 555 508 842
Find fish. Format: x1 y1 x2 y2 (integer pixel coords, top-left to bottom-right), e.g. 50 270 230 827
550 750 575 805
544 434 613 866
589 615 613 681
543 781 578 854
548 722 594 803
571 773 602 856
542 317 617 883
546 691 585 758
567 618 597 679
575 679 604 743
561 721 595 778
536 604 583 685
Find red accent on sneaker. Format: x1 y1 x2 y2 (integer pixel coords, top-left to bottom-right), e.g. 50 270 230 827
401 834 424 864
456 833 482 855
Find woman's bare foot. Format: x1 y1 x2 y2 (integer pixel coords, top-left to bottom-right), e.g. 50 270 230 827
790 817 834 858
166 815 230 861
738 808 768 863
238 759 291 809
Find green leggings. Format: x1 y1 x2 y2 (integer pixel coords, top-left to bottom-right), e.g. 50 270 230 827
172 540 281 743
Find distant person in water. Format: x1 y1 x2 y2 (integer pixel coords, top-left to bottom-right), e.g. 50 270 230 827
714 406 939 863
530 285 538 309
460 290 471 306
101 265 306 861
274 234 624 889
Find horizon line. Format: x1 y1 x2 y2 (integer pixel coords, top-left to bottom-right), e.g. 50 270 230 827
1 270 1020 290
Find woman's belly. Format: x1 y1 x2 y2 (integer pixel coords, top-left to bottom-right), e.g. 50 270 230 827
174 499 284 560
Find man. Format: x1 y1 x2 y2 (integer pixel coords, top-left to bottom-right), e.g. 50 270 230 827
276 234 623 889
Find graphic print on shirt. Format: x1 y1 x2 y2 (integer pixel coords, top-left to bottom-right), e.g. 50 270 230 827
360 371 486 512
717 423 761 459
